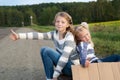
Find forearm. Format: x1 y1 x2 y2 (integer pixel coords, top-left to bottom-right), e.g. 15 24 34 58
53 48 74 78
53 56 67 78
18 31 53 40
18 32 43 39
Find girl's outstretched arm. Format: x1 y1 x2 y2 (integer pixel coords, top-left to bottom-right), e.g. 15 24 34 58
10 29 19 41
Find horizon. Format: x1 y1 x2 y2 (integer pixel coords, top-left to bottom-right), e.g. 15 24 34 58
0 0 97 6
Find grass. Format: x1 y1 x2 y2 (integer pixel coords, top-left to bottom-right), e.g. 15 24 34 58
89 20 120 57
30 24 55 32
30 20 120 57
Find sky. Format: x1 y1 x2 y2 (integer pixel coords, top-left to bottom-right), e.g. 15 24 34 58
0 0 96 6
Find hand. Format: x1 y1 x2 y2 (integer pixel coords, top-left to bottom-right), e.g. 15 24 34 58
10 29 19 41
85 60 90 67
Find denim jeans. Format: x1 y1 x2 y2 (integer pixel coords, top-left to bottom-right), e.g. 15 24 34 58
100 54 120 62
40 47 72 79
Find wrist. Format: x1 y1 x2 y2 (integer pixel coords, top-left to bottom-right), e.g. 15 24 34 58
16 34 19 39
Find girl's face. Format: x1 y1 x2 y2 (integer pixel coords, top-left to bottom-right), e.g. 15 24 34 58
55 16 69 33
76 28 91 42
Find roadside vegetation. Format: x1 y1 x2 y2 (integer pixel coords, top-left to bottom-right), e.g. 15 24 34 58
30 20 120 57
0 0 120 27
89 20 120 57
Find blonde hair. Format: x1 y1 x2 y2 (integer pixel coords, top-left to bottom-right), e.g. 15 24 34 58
80 22 89 30
74 23 94 47
53 12 74 34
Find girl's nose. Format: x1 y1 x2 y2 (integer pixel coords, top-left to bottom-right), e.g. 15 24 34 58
58 22 62 25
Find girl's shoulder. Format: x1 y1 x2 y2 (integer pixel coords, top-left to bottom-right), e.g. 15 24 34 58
65 31 74 37
67 31 73 35
47 30 57 35
65 31 74 40
78 42 94 49
78 42 89 45
77 42 90 48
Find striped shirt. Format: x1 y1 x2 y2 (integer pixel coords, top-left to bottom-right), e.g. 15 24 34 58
77 42 99 67
18 30 78 78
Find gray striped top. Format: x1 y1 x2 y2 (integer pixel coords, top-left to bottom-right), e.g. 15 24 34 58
18 30 78 78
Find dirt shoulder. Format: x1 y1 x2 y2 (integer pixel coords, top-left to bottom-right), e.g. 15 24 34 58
0 27 54 80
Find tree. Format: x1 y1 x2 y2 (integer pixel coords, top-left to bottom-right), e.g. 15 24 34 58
11 9 23 27
4 9 12 26
40 6 59 25
23 8 36 26
0 8 5 26
112 0 120 19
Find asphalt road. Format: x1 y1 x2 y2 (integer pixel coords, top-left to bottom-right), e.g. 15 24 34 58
0 27 54 80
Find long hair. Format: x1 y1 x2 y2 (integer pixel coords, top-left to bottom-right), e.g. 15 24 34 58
74 24 94 47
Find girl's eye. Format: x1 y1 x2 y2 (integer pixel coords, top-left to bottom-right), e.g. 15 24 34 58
56 21 60 23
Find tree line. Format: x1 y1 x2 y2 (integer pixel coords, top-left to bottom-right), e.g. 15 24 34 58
0 0 120 27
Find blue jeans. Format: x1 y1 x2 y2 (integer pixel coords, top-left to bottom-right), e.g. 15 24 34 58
40 47 72 79
100 54 120 62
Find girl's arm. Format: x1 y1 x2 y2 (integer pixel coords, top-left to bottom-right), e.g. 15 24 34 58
77 42 88 67
53 33 76 78
10 29 53 40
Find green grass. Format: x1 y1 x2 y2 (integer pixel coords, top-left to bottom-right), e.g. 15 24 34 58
30 20 120 57
89 20 120 57
89 20 120 27
30 24 55 32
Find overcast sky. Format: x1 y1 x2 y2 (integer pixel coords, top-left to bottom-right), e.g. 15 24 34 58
0 0 96 6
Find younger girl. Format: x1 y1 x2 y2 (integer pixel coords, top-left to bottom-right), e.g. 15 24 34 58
10 12 78 80
74 22 120 67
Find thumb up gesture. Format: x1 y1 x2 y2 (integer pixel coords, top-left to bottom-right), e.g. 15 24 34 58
10 29 19 40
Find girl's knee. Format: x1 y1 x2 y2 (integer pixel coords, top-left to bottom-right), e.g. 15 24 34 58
40 47 46 53
40 46 51 55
